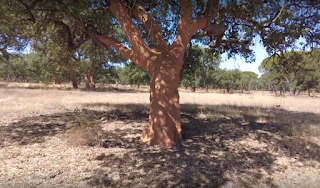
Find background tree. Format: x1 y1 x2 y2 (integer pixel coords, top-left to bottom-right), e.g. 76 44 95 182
259 49 320 96
216 68 241 93
2 0 319 146
180 44 220 91
119 63 150 88
239 71 258 92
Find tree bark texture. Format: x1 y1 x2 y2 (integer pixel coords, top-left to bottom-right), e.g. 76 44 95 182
140 56 183 146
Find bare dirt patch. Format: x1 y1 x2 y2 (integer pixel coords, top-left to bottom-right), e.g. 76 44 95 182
1 87 320 187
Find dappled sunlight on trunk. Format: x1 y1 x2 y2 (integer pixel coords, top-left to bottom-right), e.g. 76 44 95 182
140 59 182 146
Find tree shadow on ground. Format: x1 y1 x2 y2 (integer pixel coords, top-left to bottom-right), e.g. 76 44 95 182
0 106 147 147
86 103 320 188
80 86 149 93
1 84 149 93
1 103 320 187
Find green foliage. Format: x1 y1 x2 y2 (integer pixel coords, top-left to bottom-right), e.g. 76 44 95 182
0 53 55 83
239 71 258 91
2 0 319 63
1 0 319 92
97 65 120 85
259 49 320 94
215 69 241 93
180 45 220 89
119 63 150 87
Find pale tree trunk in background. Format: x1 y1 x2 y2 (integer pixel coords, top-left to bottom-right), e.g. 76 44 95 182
90 68 96 89
66 66 78 89
80 66 96 89
285 76 294 96
80 66 91 89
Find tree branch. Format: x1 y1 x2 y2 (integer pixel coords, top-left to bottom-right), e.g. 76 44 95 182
131 5 166 49
108 1 153 63
56 0 87 32
18 0 42 23
55 0 141 67
173 0 195 52
203 0 220 20
97 35 139 64
0 47 11 60
180 0 192 24
173 0 223 51
53 20 90 51
272 0 286 23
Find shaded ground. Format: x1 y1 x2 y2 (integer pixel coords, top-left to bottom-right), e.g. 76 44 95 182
1 98 320 187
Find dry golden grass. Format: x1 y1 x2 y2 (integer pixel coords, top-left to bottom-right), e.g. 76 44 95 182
0 84 320 188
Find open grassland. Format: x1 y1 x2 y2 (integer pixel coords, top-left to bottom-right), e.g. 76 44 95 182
1 86 320 188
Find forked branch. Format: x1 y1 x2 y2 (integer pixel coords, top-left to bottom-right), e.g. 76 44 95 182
108 1 153 64
55 0 142 67
132 5 166 49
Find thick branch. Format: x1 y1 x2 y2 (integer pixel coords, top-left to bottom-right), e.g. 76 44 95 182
56 0 150 68
54 1 140 66
173 0 196 52
132 5 166 48
0 47 10 60
173 0 223 51
180 0 192 24
108 1 152 60
97 35 143 67
18 0 42 23
56 0 87 32
54 20 89 51
203 0 220 20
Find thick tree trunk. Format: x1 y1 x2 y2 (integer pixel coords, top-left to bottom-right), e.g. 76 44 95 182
140 59 182 146
190 86 196 92
54 73 61 84
66 66 78 89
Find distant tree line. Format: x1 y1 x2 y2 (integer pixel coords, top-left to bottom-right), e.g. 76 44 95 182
1 47 319 95
259 49 320 96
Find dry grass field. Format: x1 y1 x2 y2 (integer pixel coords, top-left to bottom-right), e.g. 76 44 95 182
1 83 320 188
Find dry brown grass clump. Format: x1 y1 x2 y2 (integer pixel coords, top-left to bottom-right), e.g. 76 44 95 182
62 125 102 147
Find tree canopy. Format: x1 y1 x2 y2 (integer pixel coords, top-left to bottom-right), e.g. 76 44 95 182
1 0 319 61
